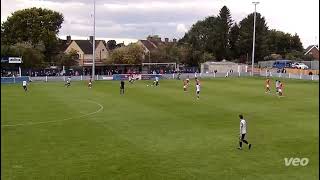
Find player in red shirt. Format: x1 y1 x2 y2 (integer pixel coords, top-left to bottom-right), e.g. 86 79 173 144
183 80 188 92
265 78 271 93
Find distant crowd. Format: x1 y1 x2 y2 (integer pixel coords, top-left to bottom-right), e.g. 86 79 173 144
1 67 199 77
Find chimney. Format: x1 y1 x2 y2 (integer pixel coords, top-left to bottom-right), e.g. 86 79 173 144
165 38 169 43
173 38 177 43
66 35 71 43
89 36 94 43
147 36 153 41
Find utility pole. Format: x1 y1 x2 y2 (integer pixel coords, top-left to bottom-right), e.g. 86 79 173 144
251 2 259 76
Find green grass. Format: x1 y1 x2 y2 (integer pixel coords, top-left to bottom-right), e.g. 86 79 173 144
1 77 319 180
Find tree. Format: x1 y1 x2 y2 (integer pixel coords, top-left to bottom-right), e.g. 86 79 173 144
123 44 144 64
107 40 117 50
1 7 64 64
216 6 233 60
110 47 125 64
109 44 144 64
55 49 78 67
238 12 269 62
150 43 180 63
229 23 240 60
200 52 215 64
179 15 220 65
1 42 46 68
177 44 192 65
291 33 303 52
267 30 304 58
179 6 305 66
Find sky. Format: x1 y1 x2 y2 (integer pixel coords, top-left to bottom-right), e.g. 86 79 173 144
1 0 319 48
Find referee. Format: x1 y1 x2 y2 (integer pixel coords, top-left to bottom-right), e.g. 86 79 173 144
120 80 125 95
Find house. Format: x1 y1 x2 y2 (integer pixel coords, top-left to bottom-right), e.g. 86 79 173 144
304 45 319 60
137 36 178 61
63 36 109 67
137 40 157 54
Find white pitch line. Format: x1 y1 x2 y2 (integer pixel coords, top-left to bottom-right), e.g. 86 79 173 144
1 100 104 128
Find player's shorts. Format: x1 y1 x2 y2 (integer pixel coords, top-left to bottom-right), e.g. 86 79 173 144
241 134 246 140
196 91 200 94
278 89 282 93
183 85 186 89
266 85 270 88
89 82 92 85
23 85 27 88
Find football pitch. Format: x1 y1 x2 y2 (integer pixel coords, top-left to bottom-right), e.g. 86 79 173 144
1 77 319 180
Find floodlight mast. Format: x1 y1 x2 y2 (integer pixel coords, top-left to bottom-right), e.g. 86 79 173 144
251 2 259 76
92 0 96 78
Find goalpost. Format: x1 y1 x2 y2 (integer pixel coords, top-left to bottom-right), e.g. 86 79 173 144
141 62 177 74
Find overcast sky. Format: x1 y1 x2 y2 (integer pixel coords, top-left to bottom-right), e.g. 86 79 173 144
1 0 319 47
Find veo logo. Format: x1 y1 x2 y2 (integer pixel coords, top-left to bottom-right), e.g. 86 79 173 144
284 157 309 166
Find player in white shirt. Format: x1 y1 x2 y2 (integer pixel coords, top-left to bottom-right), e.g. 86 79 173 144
65 76 71 87
128 74 134 84
153 76 159 86
196 83 200 99
238 114 252 150
88 76 92 88
22 80 28 92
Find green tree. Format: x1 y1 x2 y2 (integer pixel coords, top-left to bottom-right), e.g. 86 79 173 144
107 40 117 50
150 43 180 63
216 6 233 60
267 30 304 58
238 12 269 62
109 44 144 64
200 52 215 65
55 49 78 67
229 23 240 60
1 7 64 64
4 42 45 68
177 44 192 65
124 44 144 64
110 47 125 64
291 33 304 52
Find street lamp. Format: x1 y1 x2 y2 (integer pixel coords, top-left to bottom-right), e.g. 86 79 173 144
92 0 96 78
251 1 259 76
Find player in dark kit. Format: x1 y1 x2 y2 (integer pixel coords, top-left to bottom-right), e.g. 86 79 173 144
120 80 125 95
